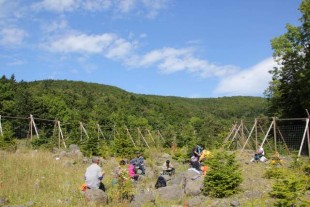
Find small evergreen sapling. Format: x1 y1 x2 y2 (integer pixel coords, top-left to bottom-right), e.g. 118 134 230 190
203 150 242 198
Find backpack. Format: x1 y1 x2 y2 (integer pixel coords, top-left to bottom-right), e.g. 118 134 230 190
155 175 166 189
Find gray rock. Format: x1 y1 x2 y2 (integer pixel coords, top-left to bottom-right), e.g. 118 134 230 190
145 168 155 179
184 175 204 196
84 189 108 206
68 144 80 152
82 157 90 164
0 197 8 205
52 147 60 154
187 196 204 207
59 150 67 158
170 171 186 186
130 191 155 207
230 200 240 206
161 153 171 159
155 184 184 200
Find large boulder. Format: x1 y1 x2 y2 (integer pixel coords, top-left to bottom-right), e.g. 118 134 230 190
184 170 204 196
154 185 184 200
170 171 186 186
187 196 205 207
68 144 83 159
84 189 108 206
130 191 155 207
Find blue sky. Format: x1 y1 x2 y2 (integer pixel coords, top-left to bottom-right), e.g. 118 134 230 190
0 0 302 98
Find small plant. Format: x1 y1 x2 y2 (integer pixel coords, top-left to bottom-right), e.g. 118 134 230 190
171 146 189 163
269 174 308 207
0 123 17 151
203 150 242 198
263 167 286 179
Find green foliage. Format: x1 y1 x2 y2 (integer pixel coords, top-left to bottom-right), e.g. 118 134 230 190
203 150 242 198
0 123 17 151
79 137 99 157
112 128 137 158
263 167 286 179
266 157 310 206
97 141 113 158
0 76 268 150
30 138 49 149
266 0 310 118
289 155 305 169
110 166 135 203
302 162 310 176
171 146 190 162
269 174 308 207
30 130 54 149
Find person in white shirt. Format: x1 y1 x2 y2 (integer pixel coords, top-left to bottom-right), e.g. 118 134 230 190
85 156 105 191
250 143 265 162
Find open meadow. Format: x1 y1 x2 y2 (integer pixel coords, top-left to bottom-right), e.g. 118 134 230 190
1 146 310 207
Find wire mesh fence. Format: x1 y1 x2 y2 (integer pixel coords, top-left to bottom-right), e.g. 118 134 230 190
225 117 309 157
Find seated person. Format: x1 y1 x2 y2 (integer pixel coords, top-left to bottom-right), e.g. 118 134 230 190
128 162 139 181
162 160 175 175
250 143 265 162
131 151 146 175
190 155 200 169
84 157 105 191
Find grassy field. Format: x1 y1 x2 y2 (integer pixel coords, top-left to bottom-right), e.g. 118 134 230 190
0 149 88 206
0 147 186 207
1 147 309 207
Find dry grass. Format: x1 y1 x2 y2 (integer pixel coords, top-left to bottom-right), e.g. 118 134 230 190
0 149 87 206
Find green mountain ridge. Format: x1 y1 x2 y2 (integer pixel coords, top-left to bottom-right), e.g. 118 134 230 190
0 76 267 148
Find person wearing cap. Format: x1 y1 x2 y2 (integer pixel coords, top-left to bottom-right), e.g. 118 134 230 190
85 156 105 191
135 151 146 175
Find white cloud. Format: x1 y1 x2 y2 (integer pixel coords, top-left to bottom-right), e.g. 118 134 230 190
82 0 112 11
0 27 27 46
31 0 171 18
44 33 135 60
0 0 24 23
32 0 78 12
142 0 169 18
44 32 239 79
132 47 238 77
42 19 68 34
116 0 136 13
214 57 275 96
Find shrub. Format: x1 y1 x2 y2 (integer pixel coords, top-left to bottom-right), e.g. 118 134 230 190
263 167 286 179
171 146 189 163
0 123 17 151
269 174 308 207
203 150 242 198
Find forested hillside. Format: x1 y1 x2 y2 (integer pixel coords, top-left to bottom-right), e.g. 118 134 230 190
0 75 267 150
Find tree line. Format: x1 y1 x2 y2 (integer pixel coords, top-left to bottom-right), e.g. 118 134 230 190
0 75 266 151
